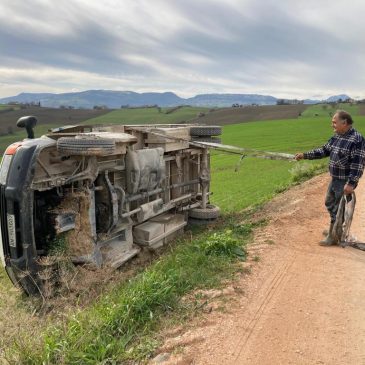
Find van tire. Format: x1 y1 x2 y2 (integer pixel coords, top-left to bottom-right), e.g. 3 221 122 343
188 204 220 220
190 126 222 137
57 137 116 156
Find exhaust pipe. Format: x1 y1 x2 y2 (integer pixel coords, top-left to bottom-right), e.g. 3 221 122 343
16 116 37 139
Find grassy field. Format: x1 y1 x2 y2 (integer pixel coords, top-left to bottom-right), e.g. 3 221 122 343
358 104 365 116
84 106 210 125
300 102 358 118
193 104 308 125
84 104 308 126
2 104 365 363
0 124 58 154
210 113 365 211
0 106 110 145
0 104 13 110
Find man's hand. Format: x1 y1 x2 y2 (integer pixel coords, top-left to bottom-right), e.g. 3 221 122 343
344 183 354 195
294 153 304 161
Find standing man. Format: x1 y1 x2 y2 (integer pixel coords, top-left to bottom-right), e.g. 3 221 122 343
295 110 365 246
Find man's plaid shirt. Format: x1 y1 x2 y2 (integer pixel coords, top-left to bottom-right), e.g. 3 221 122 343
304 127 365 187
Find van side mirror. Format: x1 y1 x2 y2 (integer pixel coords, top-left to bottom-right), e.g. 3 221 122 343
16 116 38 139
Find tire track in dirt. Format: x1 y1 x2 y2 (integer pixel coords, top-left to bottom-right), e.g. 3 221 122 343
153 174 365 365
232 258 297 362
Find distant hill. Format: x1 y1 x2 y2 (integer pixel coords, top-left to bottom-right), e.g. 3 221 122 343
0 91 184 109
0 90 353 109
186 93 276 107
325 94 351 103
0 91 277 108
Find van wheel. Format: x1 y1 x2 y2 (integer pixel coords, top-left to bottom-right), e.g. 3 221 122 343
188 204 220 220
57 136 116 156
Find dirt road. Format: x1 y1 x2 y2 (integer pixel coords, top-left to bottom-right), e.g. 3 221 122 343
154 174 365 365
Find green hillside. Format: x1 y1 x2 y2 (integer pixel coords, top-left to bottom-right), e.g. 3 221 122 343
300 103 359 118
84 106 210 125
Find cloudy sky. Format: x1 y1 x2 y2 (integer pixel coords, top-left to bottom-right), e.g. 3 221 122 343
1 0 364 99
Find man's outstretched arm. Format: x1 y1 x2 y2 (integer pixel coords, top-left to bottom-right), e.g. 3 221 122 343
295 140 332 161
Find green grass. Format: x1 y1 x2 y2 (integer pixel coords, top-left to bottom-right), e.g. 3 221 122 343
0 266 45 364
84 106 209 125
0 124 56 154
0 104 21 111
300 103 359 118
211 157 298 212
9 229 248 364
220 115 356 152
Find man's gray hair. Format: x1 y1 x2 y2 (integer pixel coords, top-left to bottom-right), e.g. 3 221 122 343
336 110 354 125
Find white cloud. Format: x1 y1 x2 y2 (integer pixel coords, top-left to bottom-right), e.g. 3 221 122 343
1 0 365 99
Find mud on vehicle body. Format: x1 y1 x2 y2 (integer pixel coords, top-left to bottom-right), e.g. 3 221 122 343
0 119 220 294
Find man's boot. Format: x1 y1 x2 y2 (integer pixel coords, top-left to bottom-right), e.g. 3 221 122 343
319 222 336 246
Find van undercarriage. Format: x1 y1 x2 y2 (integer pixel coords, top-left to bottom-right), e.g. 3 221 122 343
0 122 221 294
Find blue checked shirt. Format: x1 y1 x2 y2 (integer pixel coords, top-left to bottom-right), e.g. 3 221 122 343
303 128 365 187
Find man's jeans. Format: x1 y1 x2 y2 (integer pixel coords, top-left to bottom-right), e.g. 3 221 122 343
325 178 346 223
